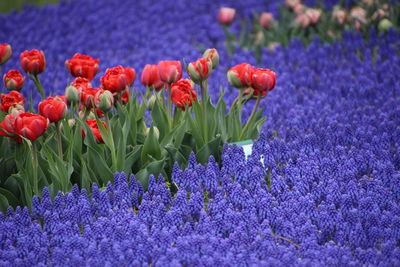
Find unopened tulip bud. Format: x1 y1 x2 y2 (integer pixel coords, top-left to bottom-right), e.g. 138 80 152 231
202 48 219 69
187 58 213 84
95 90 114 112
146 94 162 110
379 19 393 32
227 63 255 89
65 85 80 105
146 126 160 140
0 44 12 65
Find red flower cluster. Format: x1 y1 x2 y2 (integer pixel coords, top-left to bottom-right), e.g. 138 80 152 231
3 70 25 91
0 91 25 113
171 79 197 110
20 49 46 75
227 63 276 96
65 53 100 81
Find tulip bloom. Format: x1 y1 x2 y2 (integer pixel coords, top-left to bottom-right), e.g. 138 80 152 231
0 109 23 143
251 68 276 92
0 91 25 113
171 79 197 110
101 66 136 94
70 77 91 91
80 87 100 108
259 12 274 29
0 43 12 65
187 58 213 84
83 119 107 143
20 49 46 75
158 61 182 84
3 70 25 91
227 63 255 89
14 113 49 141
38 96 68 123
218 7 236 26
141 64 165 91
65 53 100 81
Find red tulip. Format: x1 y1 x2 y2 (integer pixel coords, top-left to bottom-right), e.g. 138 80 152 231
0 44 12 65
227 63 255 89
20 49 46 75
251 68 276 92
158 61 182 84
141 64 165 91
80 87 100 108
3 70 25 91
14 112 49 141
83 119 107 143
171 79 197 110
101 66 136 94
0 91 25 113
121 88 130 104
38 96 68 123
70 77 91 91
65 53 100 81
218 7 236 26
0 109 23 143
187 58 213 84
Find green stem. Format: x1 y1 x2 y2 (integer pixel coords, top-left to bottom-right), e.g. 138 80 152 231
200 81 208 142
55 122 63 160
167 83 173 129
69 102 76 119
240 93 261 140
31 141 39 196
30 74 45 100
105 113 117 171
82 107 90 121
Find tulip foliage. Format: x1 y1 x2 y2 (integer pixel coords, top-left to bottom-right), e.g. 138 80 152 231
0 46 276 209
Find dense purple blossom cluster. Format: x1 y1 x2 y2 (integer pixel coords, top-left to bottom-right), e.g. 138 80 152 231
1 0 400 265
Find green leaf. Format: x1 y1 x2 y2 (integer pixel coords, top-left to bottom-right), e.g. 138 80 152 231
151 99 170 141
196 135 222 164
185 109 204 149
164 144 188 169
122 145 142 174
141 126 162 162
0 188 19 207
0 194 9 212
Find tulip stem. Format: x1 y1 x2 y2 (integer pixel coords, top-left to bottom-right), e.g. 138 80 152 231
240 93 261 140
31 141 39 197
82 108 90 121
55 122 63 160
30 74 45 100
167 83 173 128
200 81 209 142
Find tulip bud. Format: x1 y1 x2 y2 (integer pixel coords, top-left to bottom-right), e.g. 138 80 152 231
146 126 160 140
158 61 182 84
0 44 12 65
259 12 274 29
95 90 114 112
65 85 80 105
146 94 163 110
38 96 68 123
3 70 25 91
218 7 236 26
379 19 393 32
187 58 213 84
141 64 165 91
202 48 219 70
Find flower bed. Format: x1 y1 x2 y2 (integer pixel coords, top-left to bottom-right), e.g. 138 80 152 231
0 0 400 265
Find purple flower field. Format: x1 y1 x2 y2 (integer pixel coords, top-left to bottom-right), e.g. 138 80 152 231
0 0 400 265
